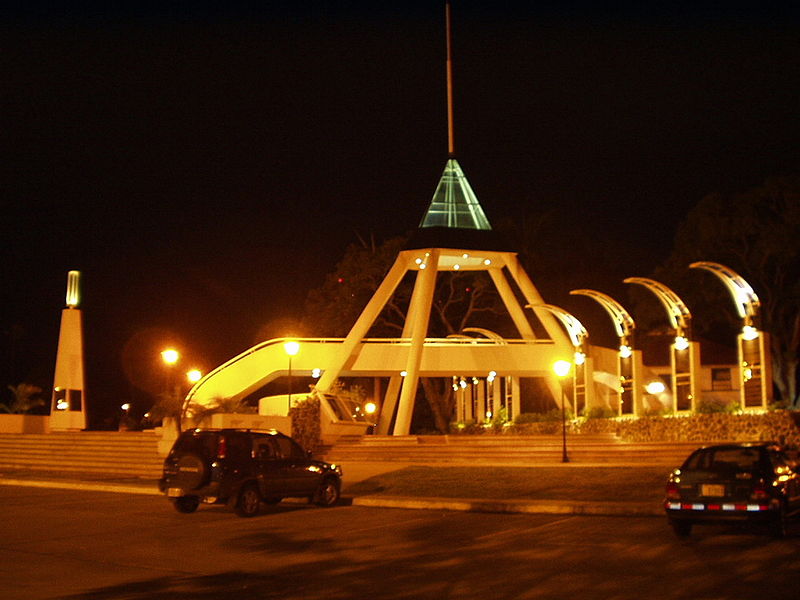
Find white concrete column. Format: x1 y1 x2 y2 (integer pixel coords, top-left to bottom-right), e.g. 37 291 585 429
393 249 439 435
476 380 486 423
632 350 644 415
492 377 502 419
376 375 403 434
510 377 520 419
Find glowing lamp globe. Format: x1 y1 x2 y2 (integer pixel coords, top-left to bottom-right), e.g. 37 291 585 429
161 349 179 365
553 360 572 377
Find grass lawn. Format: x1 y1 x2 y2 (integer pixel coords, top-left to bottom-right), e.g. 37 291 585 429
343 465 671 503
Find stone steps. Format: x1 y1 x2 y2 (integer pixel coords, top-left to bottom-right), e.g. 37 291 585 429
323 435 703 466
0 431 714 478
0 432 164 479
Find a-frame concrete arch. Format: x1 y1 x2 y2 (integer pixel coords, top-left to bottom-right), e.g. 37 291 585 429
312 244 573 435
184 158 573 437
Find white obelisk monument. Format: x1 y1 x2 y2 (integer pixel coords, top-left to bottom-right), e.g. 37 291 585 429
50 270 87 430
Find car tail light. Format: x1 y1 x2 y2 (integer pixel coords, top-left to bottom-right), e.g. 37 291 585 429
217 435 228 459
751 481 769 500
665 482 681 500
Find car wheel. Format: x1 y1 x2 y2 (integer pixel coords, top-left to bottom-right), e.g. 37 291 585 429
670 519 692 538
312 477 340 507
172 496 200 514
234 483 261 518
770 506 788 538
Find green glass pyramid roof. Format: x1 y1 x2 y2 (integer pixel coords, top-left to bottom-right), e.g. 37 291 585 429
419 158 492 230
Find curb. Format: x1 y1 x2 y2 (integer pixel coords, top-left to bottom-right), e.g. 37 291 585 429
0 476 662 516
351 495 663 516
0 477 159 496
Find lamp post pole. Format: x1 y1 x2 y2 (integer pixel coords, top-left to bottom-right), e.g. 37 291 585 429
161 348 180 432
560 385 569 463
284 341 300 414
288 355 293 410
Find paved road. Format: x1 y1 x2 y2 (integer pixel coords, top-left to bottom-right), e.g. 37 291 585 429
1 486 799 599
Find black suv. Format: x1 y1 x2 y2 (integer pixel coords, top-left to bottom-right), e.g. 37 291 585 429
158 428 342 517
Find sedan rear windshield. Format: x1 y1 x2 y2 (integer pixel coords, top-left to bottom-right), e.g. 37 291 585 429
685 447 766 472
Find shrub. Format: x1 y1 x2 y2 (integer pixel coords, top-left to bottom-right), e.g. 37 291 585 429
583 406 616 420
184 396 255 428
290 395 321 452
450 420 485 435
514 409 570 424
695 396 738 414
490 407 509 432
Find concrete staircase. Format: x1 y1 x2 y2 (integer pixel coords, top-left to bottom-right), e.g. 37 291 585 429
0 431 707 481
0 431 164 479
323 434 702 467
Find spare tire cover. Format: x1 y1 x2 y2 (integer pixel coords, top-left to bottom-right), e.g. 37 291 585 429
172 454 207 490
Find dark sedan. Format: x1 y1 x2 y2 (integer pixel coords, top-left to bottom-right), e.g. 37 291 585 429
665 442 800 537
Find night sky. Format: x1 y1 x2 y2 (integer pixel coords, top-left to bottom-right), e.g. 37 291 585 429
3 2 799 422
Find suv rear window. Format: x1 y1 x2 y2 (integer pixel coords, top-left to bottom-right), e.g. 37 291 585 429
172 430 253 460
173 431 219 458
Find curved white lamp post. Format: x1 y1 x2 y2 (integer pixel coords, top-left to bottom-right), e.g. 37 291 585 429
625 277 699 413
571 289 640 415
690 261 771 409
528 303 591 415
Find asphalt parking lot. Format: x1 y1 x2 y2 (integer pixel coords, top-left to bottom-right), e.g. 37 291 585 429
2 484 799 600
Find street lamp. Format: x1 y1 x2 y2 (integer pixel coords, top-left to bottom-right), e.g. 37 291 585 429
186 369 202 384
553 359 572 463
284 340 300 412
160 348 181 431
161 348 179 365
160 348 180 400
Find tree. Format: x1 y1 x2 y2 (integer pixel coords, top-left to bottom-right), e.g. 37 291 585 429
303 235 410 337
148 391 184 433
2 383 45 414
652 176 800 407
303 233 507 432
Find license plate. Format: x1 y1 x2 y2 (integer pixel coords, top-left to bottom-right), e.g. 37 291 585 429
167 488 184 498
701 484 725 497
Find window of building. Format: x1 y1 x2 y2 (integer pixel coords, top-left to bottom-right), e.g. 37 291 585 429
711 368 732 391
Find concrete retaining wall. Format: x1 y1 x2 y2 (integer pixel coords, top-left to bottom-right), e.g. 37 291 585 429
0 415 50 434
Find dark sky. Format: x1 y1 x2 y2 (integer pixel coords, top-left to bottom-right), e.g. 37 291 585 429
3 2 799 420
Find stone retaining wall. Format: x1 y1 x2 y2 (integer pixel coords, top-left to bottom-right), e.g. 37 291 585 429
611 411 800 447
506 411 800 448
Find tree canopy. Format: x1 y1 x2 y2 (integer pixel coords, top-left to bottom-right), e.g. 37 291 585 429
653 176 800 406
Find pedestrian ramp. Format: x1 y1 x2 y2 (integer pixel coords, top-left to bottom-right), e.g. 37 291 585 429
323 434 702 467
0 431 164 479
